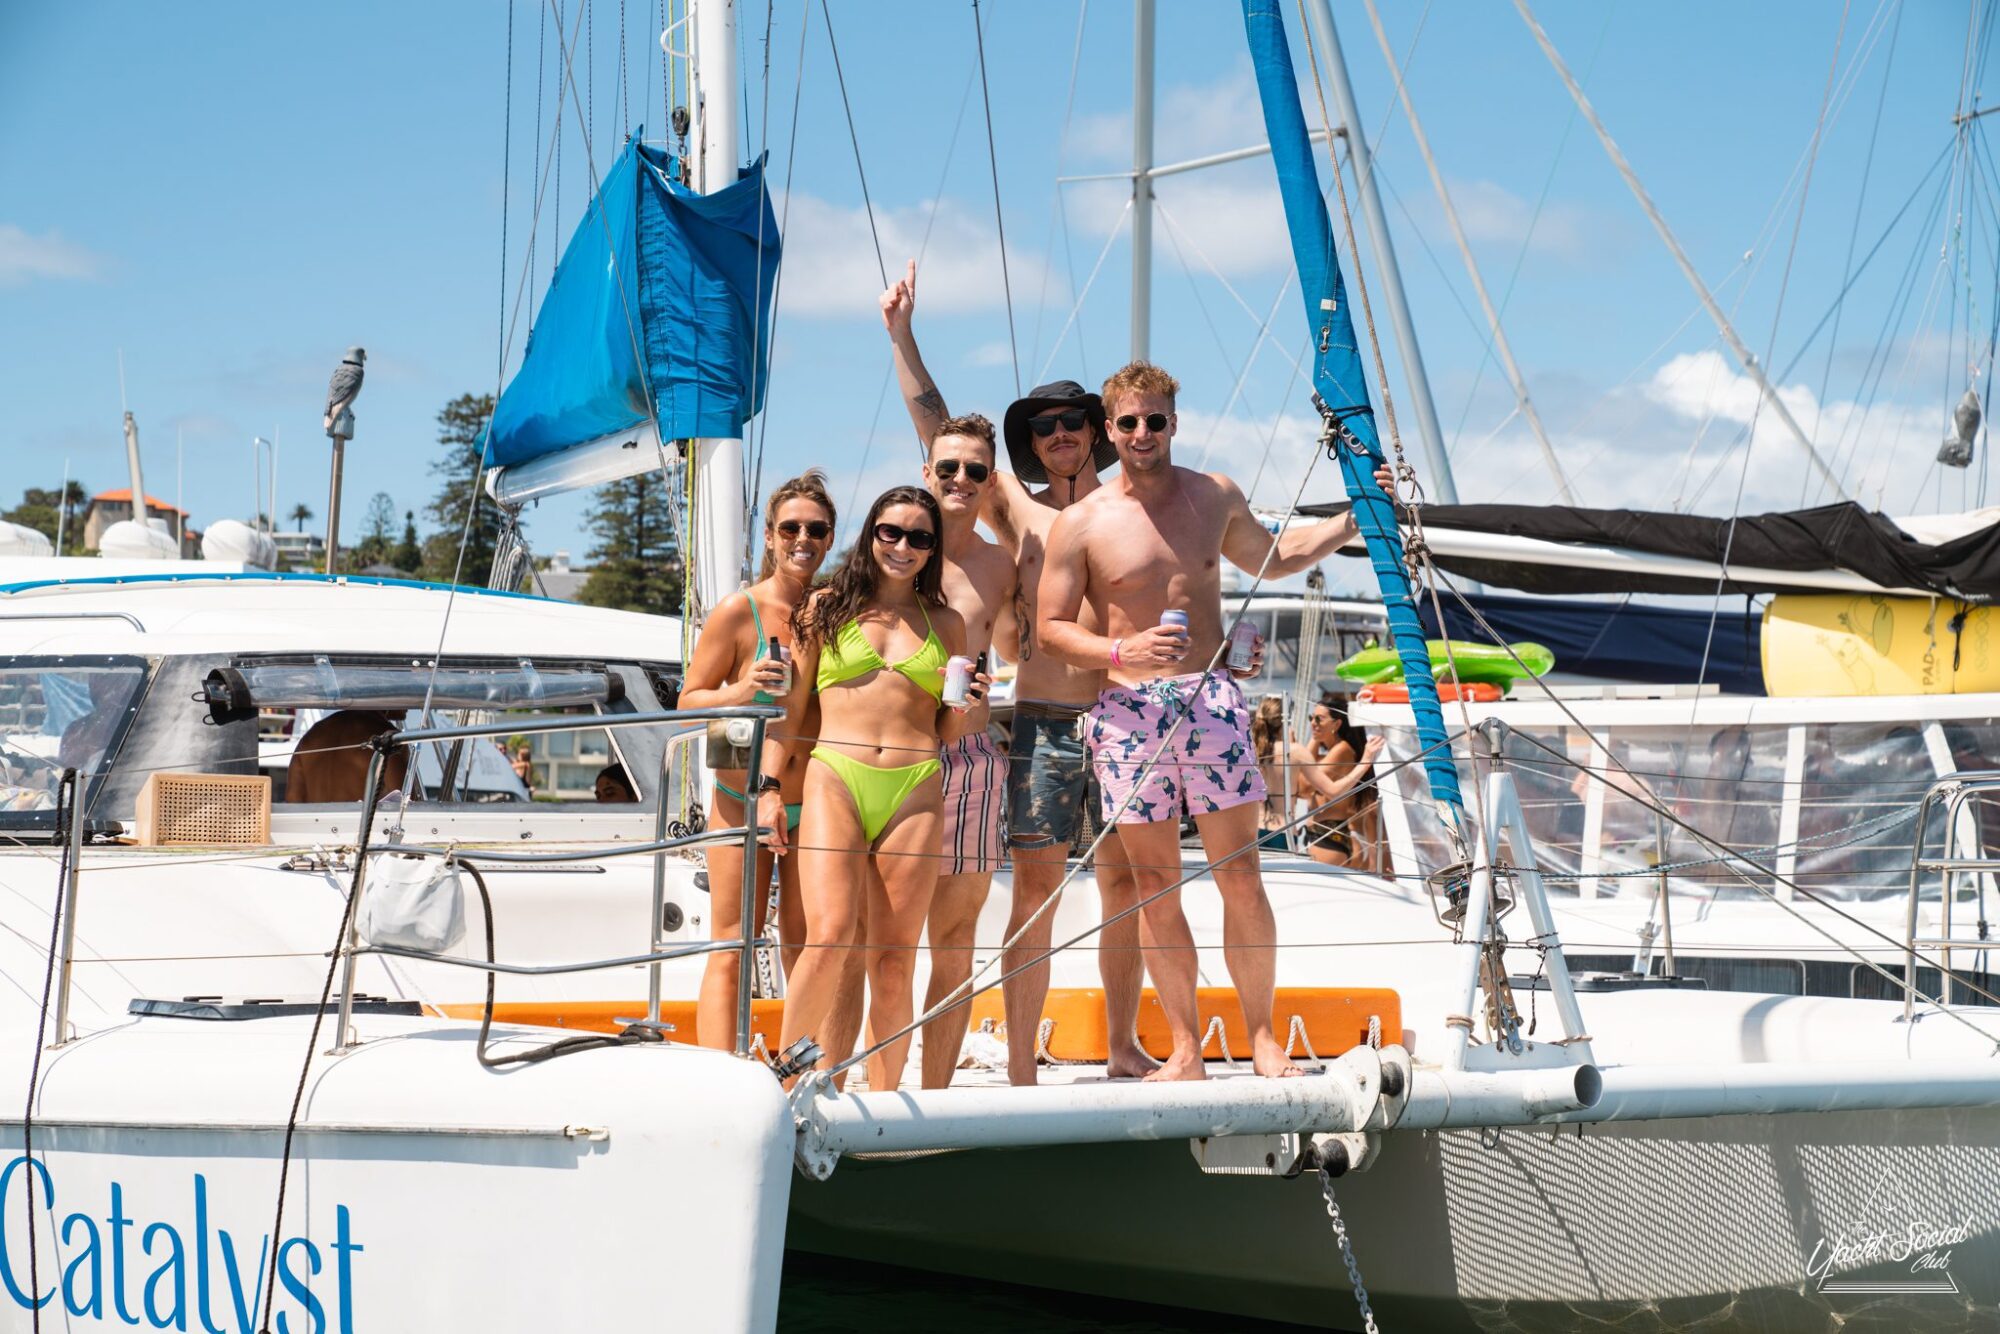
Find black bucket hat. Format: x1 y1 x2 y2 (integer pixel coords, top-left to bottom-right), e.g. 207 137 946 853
1001 381 1115 484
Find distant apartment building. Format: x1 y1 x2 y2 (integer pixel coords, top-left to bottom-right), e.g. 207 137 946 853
270 530 325 567
80 489 199 557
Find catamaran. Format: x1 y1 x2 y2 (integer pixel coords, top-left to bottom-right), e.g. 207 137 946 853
6 2 2000 1332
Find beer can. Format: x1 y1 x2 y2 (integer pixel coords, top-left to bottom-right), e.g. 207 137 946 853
769 636 792 694
942 655 976 708
1227 618 1258 672
1159 609 1190 634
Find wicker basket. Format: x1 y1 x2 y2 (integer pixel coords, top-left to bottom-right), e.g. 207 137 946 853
132 773 272 846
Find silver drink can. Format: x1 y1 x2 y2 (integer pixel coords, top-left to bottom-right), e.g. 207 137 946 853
1159 609 1190 633
942 655 976 707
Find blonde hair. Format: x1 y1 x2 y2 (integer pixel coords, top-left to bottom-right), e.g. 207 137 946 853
758 470 837 579
1101 360 1180 411
1250 695 1287 765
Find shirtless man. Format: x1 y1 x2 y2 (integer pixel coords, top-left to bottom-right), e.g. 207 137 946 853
882 260 1157 1084
916 412 1019 1088
1039 360 1376 1081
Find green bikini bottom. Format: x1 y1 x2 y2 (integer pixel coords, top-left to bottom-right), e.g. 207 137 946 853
713 778 803 831
810 746 942 843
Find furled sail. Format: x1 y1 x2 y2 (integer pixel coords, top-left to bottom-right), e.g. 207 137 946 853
484 135 781 469
1241 0 1467 828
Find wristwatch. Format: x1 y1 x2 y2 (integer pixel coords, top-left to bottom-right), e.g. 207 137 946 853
755 775 784 795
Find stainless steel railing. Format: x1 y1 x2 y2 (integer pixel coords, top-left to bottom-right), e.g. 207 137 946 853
331 704 783 1057
1903 770 2000 1019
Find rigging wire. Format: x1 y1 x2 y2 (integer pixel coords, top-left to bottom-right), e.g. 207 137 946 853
748 0 813 532
1028 0 1091 380
971 0 1022 398
819 0 888 289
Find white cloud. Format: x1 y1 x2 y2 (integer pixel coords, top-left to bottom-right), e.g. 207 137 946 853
0 225 105 286
965 339 1017 368
776 192 1049 319
1442 178 1591 256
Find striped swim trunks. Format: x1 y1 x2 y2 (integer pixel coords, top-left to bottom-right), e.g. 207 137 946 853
940 731 1007 875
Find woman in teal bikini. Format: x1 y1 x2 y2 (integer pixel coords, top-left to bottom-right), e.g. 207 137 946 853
680 470 836 1053
758 486 987 1090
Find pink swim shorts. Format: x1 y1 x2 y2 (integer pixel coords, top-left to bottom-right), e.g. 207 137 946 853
1085 671 1267 825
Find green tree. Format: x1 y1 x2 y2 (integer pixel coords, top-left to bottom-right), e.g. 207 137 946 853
354 492 396 567
4 482 88 553
421 393 507 586
577 473 683 615
393 510 423 573
289 502 313 532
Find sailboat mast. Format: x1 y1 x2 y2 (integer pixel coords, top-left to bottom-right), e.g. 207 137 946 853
122 411 148 525
1302 0 1459 504
1130 0 1155 362
689 0 747 611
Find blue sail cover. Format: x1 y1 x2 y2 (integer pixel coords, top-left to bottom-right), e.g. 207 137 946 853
1241 0 1467 822
485 137 781 468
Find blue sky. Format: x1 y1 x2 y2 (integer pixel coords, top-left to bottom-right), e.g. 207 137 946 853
3 2 1990 593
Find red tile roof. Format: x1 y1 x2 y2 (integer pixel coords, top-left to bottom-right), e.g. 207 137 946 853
90 488 188 515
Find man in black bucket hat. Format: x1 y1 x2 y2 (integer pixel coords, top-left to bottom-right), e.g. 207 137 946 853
882 259 1157 1085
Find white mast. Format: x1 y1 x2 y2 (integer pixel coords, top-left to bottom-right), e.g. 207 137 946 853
1303 0 1460 504
1131 0 1155 362
688 0 747 612
1358 0 1574 504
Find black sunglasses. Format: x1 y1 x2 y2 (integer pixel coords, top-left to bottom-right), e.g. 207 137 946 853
775 519 832 540
1028 408 1090 437
1114 412 1171 434
872 521 938 552
931 458 991 484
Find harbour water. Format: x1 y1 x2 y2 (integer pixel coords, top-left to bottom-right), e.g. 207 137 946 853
779 1254 1328 1331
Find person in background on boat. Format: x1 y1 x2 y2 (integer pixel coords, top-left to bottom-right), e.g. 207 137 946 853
913 411 1019 1088
1286 697 1385 866
758 486 987 1091
286 709 410 805
593 762 637 804
510 742 534 788
883 259 1157 1085
1039 360 1381 1081
678 471 836 1053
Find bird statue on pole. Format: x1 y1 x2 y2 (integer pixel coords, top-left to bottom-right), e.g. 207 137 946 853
323 346 366 439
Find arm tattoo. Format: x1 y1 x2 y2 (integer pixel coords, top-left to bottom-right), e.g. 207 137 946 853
1013 586 1034 662
912 384 946 420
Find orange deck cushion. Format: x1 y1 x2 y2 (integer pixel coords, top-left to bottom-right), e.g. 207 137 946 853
447 986 1401 1063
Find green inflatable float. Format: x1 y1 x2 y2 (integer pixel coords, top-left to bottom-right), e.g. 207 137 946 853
1334 639 1554 688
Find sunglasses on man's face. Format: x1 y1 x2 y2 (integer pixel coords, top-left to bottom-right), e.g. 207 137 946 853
1028 408 1090 437
931 458 991 484
775 519 832 540
1114 412 1172 434
872 522 938 552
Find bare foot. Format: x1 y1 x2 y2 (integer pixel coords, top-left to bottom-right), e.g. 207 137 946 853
1252 1035 1305 1078
1143 1048 1207 1082
1007 1059 1040 1088
1107 1044 1163 1080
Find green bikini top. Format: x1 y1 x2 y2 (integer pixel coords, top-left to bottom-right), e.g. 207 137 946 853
816 604 947 700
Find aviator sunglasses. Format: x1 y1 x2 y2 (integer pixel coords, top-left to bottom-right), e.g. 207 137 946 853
1114 412 1172 434
1028 408 1090 437
931 459 991 484
872 522 938 552
775 519 832 540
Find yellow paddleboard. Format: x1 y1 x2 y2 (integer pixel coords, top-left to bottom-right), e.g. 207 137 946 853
1761 594 2000 696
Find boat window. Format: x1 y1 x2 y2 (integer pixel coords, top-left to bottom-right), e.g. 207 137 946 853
1599 725 1788 898
0 656 148 832
1795 722 1937 900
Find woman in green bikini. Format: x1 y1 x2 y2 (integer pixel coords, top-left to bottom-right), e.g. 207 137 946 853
680 470 836 1053
758 485 986 1090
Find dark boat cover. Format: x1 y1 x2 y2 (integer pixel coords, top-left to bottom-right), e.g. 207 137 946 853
1296 500 2000 601
1415 592 1766 696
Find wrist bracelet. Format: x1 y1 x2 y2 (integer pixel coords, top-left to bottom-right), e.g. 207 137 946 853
1110 638 1123 668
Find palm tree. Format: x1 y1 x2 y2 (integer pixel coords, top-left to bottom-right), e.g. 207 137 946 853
289 503 313 532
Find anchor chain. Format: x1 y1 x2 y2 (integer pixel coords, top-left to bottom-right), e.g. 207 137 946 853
1319 1163 1380 1334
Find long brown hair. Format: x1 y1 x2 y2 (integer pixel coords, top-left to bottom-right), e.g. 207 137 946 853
794 486 945 649
757 469 837 579
1250 695 1286 765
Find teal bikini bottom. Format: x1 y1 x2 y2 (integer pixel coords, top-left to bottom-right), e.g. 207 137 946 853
714 778 803 830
